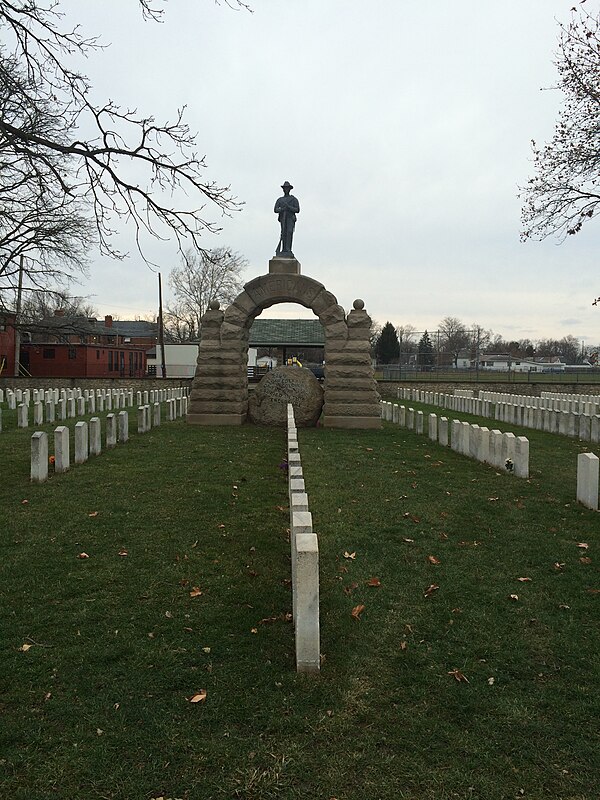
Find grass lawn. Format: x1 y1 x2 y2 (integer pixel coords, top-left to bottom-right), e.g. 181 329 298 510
1 399 599 800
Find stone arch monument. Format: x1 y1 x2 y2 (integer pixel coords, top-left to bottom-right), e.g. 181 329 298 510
187 269 381 429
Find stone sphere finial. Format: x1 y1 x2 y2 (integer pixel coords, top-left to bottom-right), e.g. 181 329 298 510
353 299 365 310
208 299 220 311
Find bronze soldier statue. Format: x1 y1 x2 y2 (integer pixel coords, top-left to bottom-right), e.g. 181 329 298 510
274 181 300 258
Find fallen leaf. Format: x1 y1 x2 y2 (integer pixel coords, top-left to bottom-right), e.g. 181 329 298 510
118 548 128 557
439 532 449 540
402 537 414 543
202 647 211 653
424 584 439 598
19 643 32 652
88 511 99 517
509 594 519 601
427 555 441 565
516 577 532 582
343 582 359 596
189 690 207 703
77 552 89 559
580 557 592 564
451 607 462 614
165 611 173 619
343 551 356 560
189 587 202 598
338 565 348 574
217 523 226 529
400 640 408 651
488 497 499 502
558 603 570 609
365 447 374 452
553 562 565 571
250 628 258 634
351 604 365 621
366 577 381 587
44 692 52 701
577 542 589 550
276 505 286 512
448 668 469 683
587 588 600 595
487 677 495 685
21 499 29 505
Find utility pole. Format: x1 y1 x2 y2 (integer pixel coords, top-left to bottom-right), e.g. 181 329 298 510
13 254 24 377
158 273 167 379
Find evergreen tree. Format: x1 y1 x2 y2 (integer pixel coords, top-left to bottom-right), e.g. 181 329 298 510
375 321 400 364
418 330 435 369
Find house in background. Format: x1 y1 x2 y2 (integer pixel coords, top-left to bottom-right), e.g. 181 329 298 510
20 310 148 378
0 307 16 375
146 319 325 378
478 354 566 373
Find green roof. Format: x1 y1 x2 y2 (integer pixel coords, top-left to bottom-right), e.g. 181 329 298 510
248 318 324 346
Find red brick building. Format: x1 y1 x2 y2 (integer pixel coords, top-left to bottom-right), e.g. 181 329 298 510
0 308 16 376
20 311 149 378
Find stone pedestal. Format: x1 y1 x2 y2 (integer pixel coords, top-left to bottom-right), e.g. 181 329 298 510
269 257 301 275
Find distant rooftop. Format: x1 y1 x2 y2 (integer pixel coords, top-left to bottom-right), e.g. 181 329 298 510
248 318 324 347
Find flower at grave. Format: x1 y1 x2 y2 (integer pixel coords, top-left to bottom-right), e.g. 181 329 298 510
278 459 288 473
505 459 514 472
48 455 55 466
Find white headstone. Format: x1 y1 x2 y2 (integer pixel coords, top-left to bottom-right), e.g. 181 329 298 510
89 417 102 456
577 452 599 510
54 425 70 473
106 413 117 448
31 431 49 482
294 532 320 674
74 421 89 464
118 410 129 443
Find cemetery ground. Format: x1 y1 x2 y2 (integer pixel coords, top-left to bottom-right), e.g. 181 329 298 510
1 397 599 800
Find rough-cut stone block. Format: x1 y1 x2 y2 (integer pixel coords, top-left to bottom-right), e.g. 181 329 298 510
249 367 323 427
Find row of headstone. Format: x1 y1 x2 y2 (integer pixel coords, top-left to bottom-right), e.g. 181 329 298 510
287 403 320 674
30 397 189 482
5 388 189 432
31 412 129 482
382 401 530 478
395 387 600 444
4 385 187 408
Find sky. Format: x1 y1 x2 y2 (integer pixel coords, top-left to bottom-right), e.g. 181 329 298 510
54 0 600 345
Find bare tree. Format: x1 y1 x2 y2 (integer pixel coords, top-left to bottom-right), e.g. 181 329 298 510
438 316 469 367
395 323 417 363
165 247 247 341
0 0 249 273
520 7 600 243
0 55 94 297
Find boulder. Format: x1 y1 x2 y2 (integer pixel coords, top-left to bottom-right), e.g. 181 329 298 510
248 367 324 427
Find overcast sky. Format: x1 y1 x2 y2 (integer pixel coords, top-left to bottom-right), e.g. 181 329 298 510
59 0 600 345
